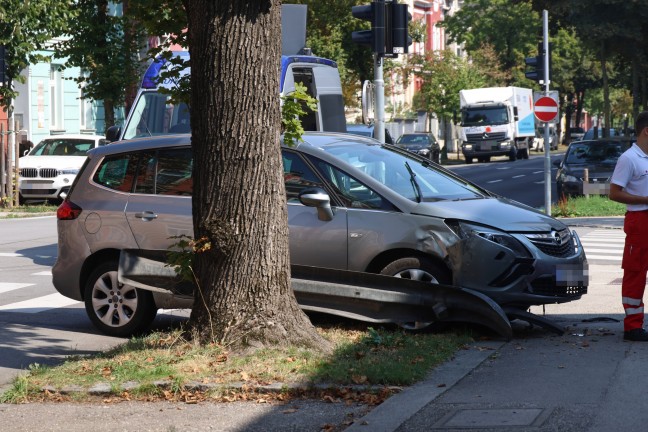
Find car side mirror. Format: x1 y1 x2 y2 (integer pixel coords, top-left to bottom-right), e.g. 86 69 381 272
298 188 334 221
106 125 122 142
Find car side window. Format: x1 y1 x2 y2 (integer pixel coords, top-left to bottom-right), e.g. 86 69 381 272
93 153 138 192
134 148 193 196
308 157 394 211
282 150 325 202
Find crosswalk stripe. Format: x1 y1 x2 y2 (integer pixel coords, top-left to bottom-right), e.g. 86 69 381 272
32 271 52 276
0 252 21 257
0 293 79 313
0 283 34 294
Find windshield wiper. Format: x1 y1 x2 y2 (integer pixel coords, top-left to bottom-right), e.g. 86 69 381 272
405 161 422 203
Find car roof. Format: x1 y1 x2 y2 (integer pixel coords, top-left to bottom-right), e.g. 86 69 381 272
346 124 374 132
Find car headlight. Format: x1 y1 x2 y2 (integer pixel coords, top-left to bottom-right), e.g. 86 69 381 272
58 168 80 175
446 220 531 257
463 144 473 150
418 149 430 155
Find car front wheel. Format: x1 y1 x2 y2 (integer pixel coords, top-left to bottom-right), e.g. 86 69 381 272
380 256 451 331
84 261 157 337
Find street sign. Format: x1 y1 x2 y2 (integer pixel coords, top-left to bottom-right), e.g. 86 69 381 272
534 96 558 122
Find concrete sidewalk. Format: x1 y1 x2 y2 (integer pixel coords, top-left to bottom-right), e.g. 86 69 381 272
0 216 631 432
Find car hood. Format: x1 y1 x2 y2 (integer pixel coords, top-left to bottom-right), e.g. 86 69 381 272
563 163 615 177
411 196 566 232
19 155 87 168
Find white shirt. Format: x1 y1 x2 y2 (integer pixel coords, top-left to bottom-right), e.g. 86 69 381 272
611 143 648 211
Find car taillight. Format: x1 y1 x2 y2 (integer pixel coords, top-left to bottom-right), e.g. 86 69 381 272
57 199 82 220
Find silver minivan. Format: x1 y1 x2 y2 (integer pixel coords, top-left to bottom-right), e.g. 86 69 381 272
52 132 588 336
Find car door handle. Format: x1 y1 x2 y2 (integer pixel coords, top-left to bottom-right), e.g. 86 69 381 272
134 211 158 221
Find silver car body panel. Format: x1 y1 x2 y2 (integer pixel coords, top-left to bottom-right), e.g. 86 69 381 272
52 132 587 316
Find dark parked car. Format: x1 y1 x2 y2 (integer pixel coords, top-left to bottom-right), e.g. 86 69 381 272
555 137 633 198
582 127 617 141
346 123 394 144
395 133 441 163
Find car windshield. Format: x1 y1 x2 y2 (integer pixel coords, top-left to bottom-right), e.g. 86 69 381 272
321 143 487 202
29 138 97 156
565 141 629 165
123 91 191 140
461 106 509 126
396 135 432 146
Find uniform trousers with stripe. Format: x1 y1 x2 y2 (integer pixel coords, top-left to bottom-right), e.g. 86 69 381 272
622 210 648 331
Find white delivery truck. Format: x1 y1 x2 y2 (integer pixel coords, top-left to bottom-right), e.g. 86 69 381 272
458 87 535 164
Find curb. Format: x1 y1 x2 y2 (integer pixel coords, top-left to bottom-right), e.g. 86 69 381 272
344 340 505 432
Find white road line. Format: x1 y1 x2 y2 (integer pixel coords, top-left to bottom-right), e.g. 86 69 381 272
0 283 34 294
0 293 79 313
487 179 502 183
0 253 21 257
512 175 525 179
533 171 543 174
583 255 621 261
32 271 52 276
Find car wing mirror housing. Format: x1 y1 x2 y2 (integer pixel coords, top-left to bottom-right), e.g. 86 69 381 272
298 188 334 221
106 125 122 142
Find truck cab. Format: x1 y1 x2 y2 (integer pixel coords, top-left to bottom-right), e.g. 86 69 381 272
458 87 535 164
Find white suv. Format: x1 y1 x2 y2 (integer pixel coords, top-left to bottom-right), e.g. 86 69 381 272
19 134 108 202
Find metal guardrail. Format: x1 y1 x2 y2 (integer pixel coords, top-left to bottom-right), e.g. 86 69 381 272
119 250 513 340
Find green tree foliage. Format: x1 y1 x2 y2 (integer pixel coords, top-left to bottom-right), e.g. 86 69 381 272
0 0 73 107
441 0 539 85
54 1 146 131
285 0 373 107
411 50 487 125
126 0 189 106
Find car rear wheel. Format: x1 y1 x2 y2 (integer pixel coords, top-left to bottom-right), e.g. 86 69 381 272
380 256 451 331
84 261 157 337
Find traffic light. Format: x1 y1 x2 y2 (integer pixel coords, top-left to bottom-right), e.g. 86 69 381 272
385 1 412 57
525 42 551 83
351 1 385 56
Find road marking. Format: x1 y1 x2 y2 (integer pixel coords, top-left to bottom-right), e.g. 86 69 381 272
512 175 525 179
0 293 79 313
32 271 52 276
487 179 502 183
0 283 34 294
533 171 543 174
0 253 21 257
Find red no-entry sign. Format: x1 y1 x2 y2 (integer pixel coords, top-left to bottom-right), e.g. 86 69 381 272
534 96 558 122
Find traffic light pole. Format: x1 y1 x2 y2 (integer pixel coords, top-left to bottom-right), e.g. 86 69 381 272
374 54 385 143
542 10 551 216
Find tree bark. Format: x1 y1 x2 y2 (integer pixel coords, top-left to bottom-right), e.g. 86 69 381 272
184 0 330 352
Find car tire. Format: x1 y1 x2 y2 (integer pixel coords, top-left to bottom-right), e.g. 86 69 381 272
84 261 158 337
509 147 517 162
380 256 451 331
465 157 473 164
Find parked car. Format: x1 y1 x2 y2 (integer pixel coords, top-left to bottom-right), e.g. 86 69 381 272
582 127 618 141
555 137 633 198
533 125 558 151
52 132 588 337
395 132 441 163
18 134 108 203
346 123 394 144
568 127 585 142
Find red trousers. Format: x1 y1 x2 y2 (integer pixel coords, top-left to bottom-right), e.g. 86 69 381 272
622 211 648 331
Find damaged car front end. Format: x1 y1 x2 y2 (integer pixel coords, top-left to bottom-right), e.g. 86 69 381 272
444 218 587 309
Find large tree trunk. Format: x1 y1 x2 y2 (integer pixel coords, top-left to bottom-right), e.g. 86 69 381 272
184 1 330 351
